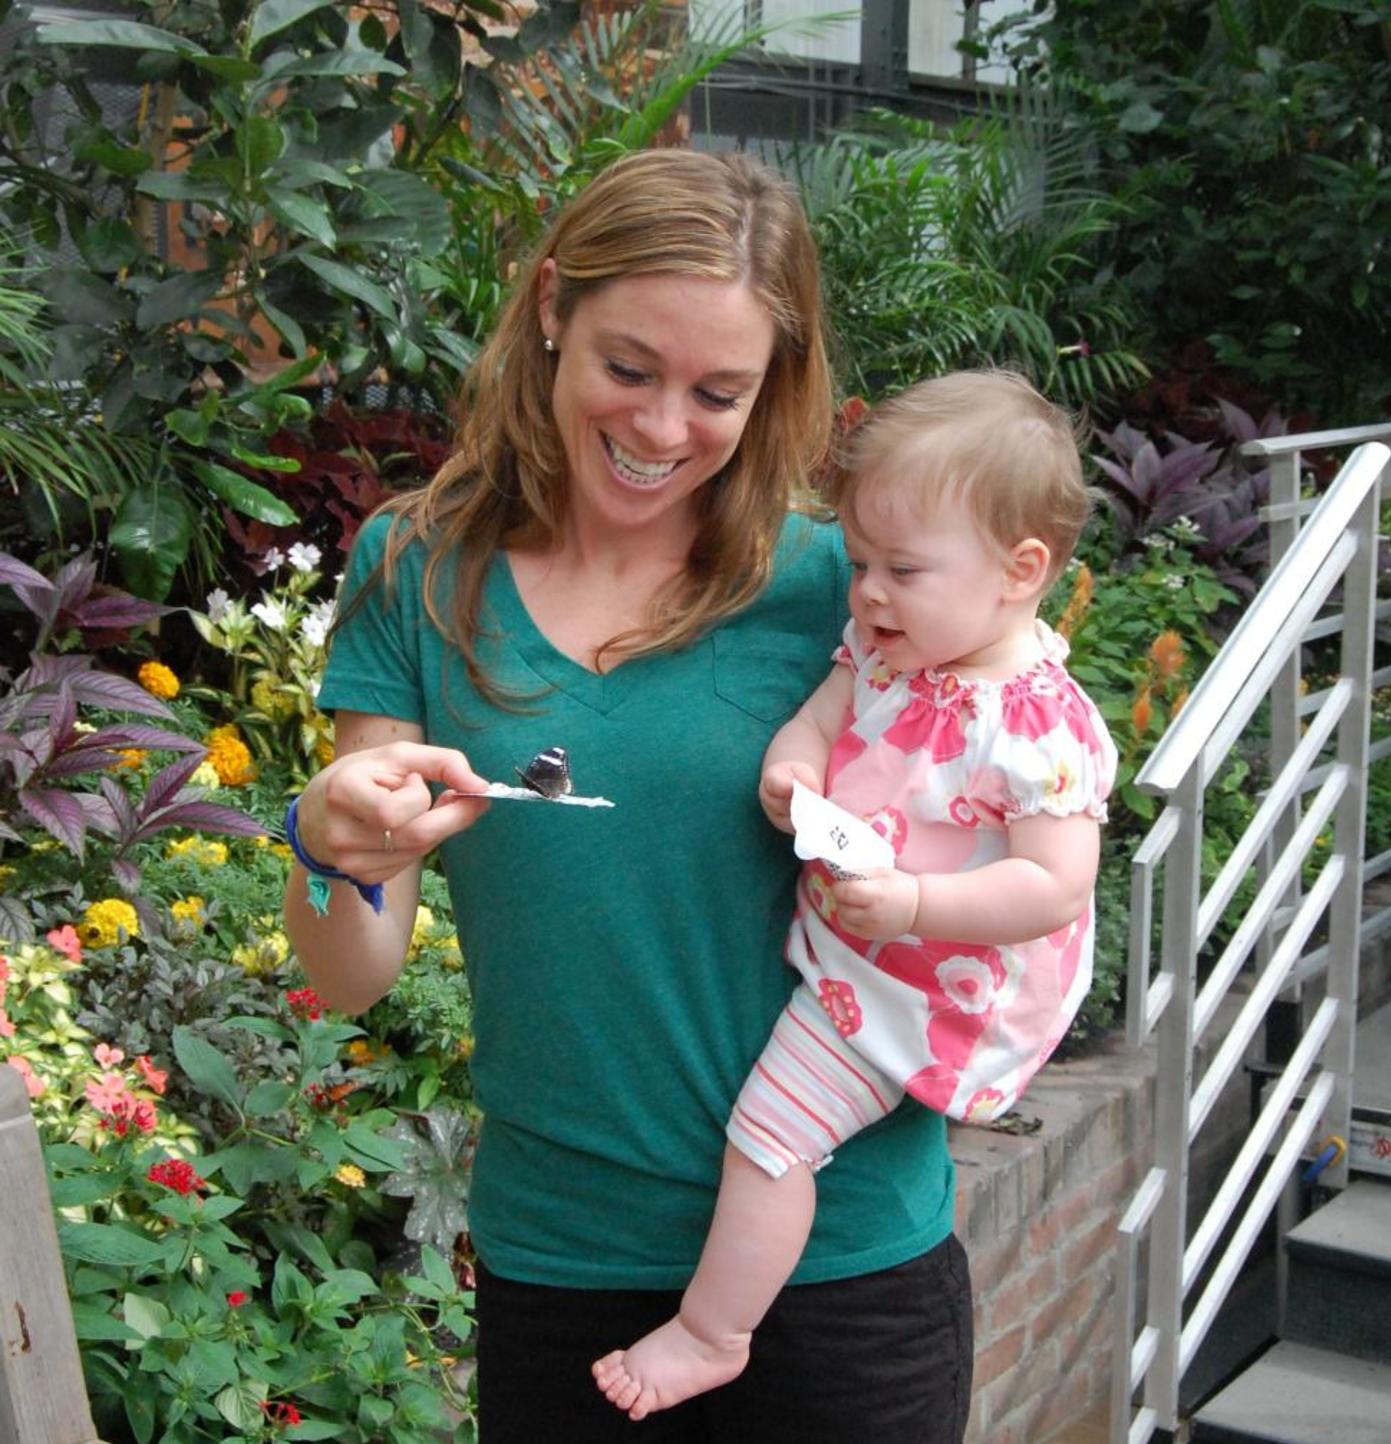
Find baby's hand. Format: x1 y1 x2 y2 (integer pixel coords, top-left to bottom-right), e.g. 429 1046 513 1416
759 761 823 834
832 868 920 941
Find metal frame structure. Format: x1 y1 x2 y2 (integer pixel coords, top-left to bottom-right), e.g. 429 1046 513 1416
1109 426 1391 1443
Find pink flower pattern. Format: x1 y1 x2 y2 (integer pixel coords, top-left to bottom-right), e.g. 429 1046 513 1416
784 620 1117 1122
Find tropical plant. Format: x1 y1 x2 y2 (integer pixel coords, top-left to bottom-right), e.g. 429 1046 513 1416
796 90 1151 407
996 0 1391 422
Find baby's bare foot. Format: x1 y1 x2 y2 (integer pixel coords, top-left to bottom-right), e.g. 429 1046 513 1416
591 1314 751 1420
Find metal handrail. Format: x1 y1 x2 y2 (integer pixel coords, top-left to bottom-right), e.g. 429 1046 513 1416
1136 442 1388 796
1111 425 1388 1444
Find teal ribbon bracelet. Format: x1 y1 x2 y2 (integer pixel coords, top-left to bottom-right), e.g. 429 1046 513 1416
285 796 385 915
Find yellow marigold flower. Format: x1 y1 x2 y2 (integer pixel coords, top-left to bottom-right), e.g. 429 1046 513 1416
251 677 296 722
410 905 435 954
0 864 15 892
170 896 206 937
440 934 463 971
205 725 258 786
1150 630 1186 679
231 929 290 977
315 736 334 766
1132 686 1154 737
79 898 140 948
456 1035 474 1061
270 842 292 861
110 747 147 771
335 1163 366 1189
190 761 221 790
345 1039 379 1066
165 837 229 867
137 660 180 700
1056 563 1094 640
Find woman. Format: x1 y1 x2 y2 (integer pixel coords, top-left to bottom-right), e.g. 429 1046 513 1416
284 148 973 1443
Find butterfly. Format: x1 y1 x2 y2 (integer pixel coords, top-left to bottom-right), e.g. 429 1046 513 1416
516 745 573 800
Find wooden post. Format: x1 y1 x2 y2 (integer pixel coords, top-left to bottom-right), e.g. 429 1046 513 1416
0 1065 99 1444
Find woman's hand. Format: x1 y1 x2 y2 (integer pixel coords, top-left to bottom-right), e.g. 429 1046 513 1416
758 760 823 834
295 740 492 884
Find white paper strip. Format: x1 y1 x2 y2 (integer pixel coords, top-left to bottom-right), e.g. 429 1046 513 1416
790 781 894 876
469 783 615 808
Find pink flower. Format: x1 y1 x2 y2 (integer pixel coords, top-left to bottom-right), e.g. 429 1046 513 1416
0 955 9 982
0 1008 13 1039
131 1099 158 1134
85 1070 133 1115
5 1056 44 1098
135 1055 168 1095
45 926 82 963
93 1043 125 1069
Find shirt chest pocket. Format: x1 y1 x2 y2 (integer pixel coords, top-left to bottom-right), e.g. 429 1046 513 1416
712 632 827 724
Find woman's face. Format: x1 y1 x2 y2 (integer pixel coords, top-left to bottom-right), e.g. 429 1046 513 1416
539 264 776 544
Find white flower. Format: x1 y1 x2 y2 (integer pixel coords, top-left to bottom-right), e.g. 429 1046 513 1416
251 596 288 631
206 588 232 623
301 613 330 647
309 677 321 699
934 954 998 1015
1165 574 1186 590
288 541 322 573
262 547 286 570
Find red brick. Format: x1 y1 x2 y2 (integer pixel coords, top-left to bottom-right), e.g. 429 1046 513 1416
984 1253 1060 1341
1029 1272 1101 1349
973 1321 1027 1390
1062 1214 1118 1278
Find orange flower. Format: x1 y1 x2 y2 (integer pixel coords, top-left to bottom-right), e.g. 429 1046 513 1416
1170 687 1189 717
1056 564 1094 639
1132 687 1154 736
1150 630 1186 679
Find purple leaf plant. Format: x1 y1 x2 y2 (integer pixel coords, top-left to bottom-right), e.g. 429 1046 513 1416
1 551 263 890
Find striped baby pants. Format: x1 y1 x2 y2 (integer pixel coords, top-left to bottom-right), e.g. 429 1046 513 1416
727 983 905 1177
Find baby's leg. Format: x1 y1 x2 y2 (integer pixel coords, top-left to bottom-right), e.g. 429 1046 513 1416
592 1143 814 1421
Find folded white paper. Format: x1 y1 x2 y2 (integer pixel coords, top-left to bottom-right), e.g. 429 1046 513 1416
475 783 614 808
790 781 894 877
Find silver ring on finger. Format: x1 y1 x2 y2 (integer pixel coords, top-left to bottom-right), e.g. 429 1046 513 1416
383 828 395 853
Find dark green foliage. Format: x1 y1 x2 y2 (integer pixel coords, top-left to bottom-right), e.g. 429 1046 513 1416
1000 0 1391 423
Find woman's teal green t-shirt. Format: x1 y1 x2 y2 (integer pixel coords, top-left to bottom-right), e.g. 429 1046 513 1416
318 510 955 1288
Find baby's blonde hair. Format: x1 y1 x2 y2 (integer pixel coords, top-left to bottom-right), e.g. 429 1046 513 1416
830 370 1092 583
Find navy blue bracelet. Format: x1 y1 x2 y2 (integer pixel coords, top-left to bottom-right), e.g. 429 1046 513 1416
285 795 385 915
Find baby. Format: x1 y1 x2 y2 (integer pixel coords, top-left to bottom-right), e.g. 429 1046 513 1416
594 370 1118 1419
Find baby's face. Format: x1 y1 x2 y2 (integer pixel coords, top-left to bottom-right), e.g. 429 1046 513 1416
841 481 1014 676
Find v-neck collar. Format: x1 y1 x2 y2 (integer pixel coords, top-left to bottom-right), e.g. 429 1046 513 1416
486 553 649 716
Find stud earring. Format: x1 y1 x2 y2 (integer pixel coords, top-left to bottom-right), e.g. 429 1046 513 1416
543 336 556 353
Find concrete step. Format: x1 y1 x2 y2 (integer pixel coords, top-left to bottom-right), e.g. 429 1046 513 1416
1190 1340 1391 1443
1285 1178 1391 1364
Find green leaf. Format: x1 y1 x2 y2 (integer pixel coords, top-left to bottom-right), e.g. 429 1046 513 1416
59 1221 168 1268
39 267 132 327
284 1422 344 1440
244 1080 296 1116
270 158 355 190
135 268 222 329
172 1025 245 1108
76 218 144 273
215 1380 268 1431
266 185 336 247
194 461 299 526
353 169 451 255
122 1292 170 1340
255 291 308 358
70 1300 139 1342
343 1124 406 1172
297 252 396 320
110 481 195 602
36 19 208 53
248 0 335 49
420 1244 456 1296
136 170 229 203
1118 100 1163 134
186 54 262 82
238 116 286 182
48 1173 122 1207
274 49 407 78
73 137 152 176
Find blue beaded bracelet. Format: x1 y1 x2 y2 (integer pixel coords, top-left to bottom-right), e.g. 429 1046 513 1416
285 795 385 915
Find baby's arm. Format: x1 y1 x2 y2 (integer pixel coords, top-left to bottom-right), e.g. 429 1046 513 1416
832 812 1100 943
758 666 853 833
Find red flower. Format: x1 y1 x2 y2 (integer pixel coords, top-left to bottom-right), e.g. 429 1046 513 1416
146 1158 206 1196
226 1290 249 1308
261 1399 303 1427
285 987 324 1021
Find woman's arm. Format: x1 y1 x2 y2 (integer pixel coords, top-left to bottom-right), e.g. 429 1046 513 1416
831 812 1100 945
284 710 492 1013
758 667 853 833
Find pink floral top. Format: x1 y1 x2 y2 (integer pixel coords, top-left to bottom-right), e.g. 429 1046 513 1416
783 619 1118 1124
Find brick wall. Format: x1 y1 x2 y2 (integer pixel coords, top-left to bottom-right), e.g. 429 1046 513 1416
955 1042 1157 1443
